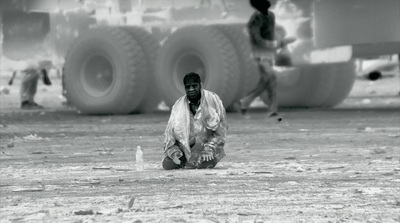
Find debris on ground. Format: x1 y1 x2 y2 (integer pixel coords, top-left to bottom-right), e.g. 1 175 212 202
373 147 386 154
128 198 135 209
73 210 94 215
12 183 45 192
7 141 14 148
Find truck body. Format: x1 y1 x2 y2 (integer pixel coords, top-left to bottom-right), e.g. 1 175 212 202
1 0 399 114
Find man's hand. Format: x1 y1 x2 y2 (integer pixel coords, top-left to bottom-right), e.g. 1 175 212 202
171 151 182 165
8 71 17 85
41 69 52 86
198 151 214 163
280 37 297 48
201 153 214 162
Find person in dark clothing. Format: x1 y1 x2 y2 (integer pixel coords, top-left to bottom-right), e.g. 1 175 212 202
8 60 52 109
237 0 295 118
19 68 52 109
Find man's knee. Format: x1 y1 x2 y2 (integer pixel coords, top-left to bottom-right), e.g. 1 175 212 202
162 157 180 170
161 156 186 170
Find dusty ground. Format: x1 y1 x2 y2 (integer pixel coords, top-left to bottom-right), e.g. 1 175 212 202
0 70 399 223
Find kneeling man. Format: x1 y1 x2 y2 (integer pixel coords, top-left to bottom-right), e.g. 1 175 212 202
162 72 228 170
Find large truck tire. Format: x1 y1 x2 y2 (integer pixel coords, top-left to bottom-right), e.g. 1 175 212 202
320 60 356 107
64 27 147 114
261 61 355 108
261 63 336 108
213 24 259 104
155 26 241 108
122 26 161 113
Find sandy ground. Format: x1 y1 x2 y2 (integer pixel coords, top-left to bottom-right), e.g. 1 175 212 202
0 70 399 223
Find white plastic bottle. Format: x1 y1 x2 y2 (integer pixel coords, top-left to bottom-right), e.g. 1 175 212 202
136 146 144 171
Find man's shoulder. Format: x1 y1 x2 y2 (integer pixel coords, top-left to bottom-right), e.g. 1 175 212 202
249 12 261 22
170 95 188 114
203 90 224 104
204 89 219 97
269 11 276 20
173 95 187 105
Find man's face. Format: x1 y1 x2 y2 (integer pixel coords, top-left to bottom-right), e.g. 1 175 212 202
184 79 201 101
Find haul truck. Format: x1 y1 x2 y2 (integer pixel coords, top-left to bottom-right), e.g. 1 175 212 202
1 0 399 114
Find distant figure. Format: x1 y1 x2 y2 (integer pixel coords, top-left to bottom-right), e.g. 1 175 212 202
20 69 42 109
60 66 72 107
237 0 295 118
8 60 52 109
162 72 228 170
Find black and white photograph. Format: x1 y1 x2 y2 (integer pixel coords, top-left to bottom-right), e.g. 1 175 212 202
0 0 399 222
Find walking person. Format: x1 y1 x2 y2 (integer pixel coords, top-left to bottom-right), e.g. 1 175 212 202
8 60 52 109
237 0 295 118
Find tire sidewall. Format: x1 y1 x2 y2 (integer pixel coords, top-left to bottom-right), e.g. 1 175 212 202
65 28 145 114
156 26 238 107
